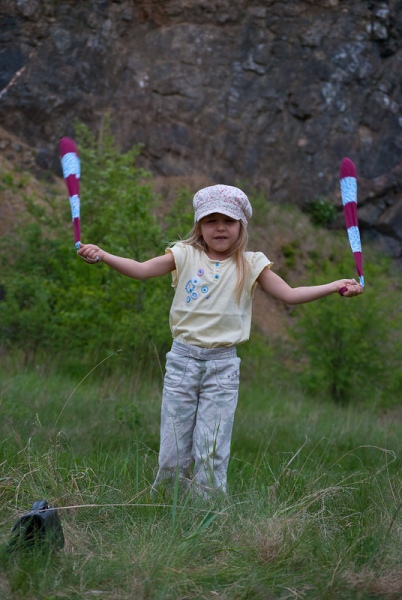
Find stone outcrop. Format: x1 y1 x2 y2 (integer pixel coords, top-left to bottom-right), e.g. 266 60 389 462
0 0 401 257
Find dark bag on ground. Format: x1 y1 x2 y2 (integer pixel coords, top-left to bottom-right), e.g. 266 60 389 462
7 500 64 553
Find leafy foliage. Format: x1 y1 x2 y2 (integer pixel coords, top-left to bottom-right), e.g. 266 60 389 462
292 255 401 403
306 197 337 226
0 123 178 363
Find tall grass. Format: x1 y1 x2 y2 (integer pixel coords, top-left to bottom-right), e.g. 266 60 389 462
1 351 401 599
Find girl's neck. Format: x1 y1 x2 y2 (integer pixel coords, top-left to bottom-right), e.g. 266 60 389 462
205 248 232 261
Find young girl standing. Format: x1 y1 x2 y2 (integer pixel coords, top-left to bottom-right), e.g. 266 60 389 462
78 184 362 497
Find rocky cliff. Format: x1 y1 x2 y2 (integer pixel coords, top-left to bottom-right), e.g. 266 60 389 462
0 0 401 258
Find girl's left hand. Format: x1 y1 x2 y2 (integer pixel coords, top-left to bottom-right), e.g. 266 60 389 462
77 243 102 264
337 279 364 297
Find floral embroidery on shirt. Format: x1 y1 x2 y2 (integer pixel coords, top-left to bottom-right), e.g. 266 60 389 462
184 267 209 303
185 280 195 293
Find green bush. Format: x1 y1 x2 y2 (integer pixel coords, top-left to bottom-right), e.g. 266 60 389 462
306 198 336 226
0 123 179 363
292 255 401 404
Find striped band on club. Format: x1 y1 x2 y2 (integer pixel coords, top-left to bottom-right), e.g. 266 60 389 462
339 157 364 288
59 137 81 249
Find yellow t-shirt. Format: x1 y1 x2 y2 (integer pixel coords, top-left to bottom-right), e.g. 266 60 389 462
168 243 272 348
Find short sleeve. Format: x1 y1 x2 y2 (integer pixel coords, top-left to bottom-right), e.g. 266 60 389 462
246 251 273 297
166 243 186 288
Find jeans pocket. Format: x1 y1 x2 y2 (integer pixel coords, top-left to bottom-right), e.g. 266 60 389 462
214 357 241 391
163 352 189 389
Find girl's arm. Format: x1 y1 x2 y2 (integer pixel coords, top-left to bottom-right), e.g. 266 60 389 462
77 243 176 280
257 267 363 304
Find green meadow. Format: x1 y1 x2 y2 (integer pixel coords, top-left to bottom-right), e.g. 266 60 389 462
1 126 401 598
1 351 401 599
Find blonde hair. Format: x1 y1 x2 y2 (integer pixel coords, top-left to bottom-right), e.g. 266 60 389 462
179 220 250 303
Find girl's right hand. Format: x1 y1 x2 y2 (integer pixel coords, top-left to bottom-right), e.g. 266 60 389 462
77 243 103 264
337 279 363 297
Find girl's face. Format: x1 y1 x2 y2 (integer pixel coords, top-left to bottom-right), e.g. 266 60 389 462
200 213 241 260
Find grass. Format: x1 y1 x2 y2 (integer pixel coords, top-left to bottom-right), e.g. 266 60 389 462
0 351 401 599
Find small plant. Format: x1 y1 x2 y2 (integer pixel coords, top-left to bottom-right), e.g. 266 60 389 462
2 172 14 187
281 241 299 269
306 197 336 226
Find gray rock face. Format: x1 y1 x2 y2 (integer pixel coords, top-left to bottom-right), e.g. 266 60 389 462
0 0 401 254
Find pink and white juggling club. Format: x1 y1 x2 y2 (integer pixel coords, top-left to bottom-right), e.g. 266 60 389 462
59 137 81 249
339 157 364 292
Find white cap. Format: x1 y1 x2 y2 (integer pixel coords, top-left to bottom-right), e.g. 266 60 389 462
193 184 252 225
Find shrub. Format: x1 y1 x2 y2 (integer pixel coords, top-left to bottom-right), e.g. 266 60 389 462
306 198 336 226
0 123 176 363
291 255 401 404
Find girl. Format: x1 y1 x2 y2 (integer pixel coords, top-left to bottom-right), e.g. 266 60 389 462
78 184 362 497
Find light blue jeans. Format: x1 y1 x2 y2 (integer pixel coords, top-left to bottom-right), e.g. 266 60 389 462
153 341 240 495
